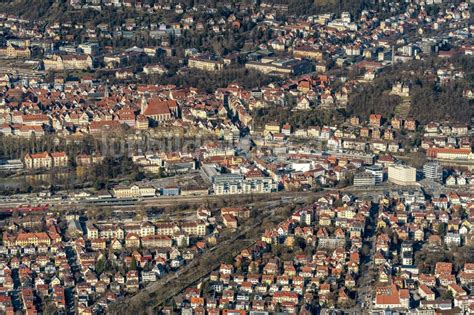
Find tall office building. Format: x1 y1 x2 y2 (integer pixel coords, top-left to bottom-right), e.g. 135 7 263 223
423 161 443 181
366 165 384 184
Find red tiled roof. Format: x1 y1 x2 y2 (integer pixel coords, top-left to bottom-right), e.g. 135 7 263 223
143 99 177 116
28 152 50 159
50 152 66 158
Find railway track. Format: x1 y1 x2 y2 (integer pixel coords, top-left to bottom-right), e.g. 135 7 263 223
108 190 337 314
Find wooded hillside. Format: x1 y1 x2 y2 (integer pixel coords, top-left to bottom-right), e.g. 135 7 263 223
348 56 473 124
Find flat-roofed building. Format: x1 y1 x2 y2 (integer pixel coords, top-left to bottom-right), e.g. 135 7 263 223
388 165 417 186
423 161 443 181
354 172 376 187
366 165 384 184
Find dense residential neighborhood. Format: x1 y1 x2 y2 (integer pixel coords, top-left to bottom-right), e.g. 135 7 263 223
175 190 474 314
0 0 472 314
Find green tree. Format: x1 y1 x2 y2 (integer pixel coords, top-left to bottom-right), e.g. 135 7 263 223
96 257 106 274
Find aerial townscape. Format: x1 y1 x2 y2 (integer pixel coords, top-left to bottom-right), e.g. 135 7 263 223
0 0 472 314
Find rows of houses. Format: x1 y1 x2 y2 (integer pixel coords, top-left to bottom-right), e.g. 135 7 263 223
173 192 371 313
0 202 223 313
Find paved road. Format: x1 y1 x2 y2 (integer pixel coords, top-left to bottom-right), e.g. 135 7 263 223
108 191 320 314
108 187 392 314
356 203 380 312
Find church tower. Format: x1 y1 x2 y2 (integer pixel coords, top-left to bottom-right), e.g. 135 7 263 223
141 96 147 115
104 81 109 98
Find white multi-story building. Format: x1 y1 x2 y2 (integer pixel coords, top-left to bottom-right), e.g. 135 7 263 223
353 172 376 187
112 184 156 198
366 165 384 184
423 161 443 181
213 174 275 195
388 165 417 186
445 232 461 247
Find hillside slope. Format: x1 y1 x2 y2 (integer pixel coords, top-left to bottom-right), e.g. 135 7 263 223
348 56 473 124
